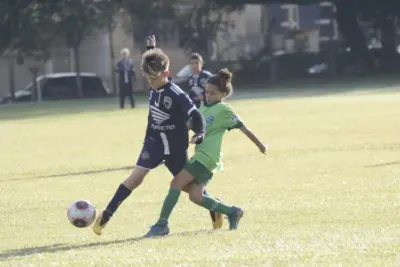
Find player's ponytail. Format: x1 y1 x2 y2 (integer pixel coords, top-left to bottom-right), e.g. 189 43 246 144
207 68 233 97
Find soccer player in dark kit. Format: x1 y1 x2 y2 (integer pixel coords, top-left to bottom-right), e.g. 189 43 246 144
93 35 222 235
187 53 212 108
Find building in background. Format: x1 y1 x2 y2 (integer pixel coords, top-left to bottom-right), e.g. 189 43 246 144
263 2 338 54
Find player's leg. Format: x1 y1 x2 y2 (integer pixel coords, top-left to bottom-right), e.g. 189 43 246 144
129 91 135 108
119 91 125 109
185 183 224 230
185 161 243 230
144 168 196 238
164 152 222 229
93 145 162 236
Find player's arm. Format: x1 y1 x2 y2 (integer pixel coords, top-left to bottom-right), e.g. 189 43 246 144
223 107 267 154
146 34 156 50
189 109 205 144
239 125 267 154
178 93 205 143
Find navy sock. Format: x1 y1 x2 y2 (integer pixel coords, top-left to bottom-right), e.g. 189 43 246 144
104 184 132 217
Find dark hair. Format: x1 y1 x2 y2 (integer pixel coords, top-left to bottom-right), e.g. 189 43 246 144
189 53 204 65
141 48 170 76
207 68 233 97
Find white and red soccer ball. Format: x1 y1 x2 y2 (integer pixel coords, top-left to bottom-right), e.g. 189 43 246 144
67 200 96 228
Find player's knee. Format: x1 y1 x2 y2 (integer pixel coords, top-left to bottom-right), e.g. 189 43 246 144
170 177 181 189
123 167 149 190
170 176 187 190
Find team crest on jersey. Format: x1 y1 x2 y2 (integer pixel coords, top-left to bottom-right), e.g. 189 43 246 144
164 96 172 110
232 115 239 122
206 115 214 125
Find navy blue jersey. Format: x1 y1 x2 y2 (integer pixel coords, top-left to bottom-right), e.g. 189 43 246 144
188 70 212 108
145 81 196 155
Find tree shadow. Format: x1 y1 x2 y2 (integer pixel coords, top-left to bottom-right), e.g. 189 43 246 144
0 229 216 261
365 161 400 168
0 165 134 183
0 94 149 122
2 74 400 122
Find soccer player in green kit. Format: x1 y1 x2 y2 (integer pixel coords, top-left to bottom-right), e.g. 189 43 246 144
145 68 267 237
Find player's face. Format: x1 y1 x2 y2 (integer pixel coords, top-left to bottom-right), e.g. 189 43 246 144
189 59 202 74
144 71 169 89
205 83 225 104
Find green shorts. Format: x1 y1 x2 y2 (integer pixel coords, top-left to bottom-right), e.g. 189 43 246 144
184 159 213 185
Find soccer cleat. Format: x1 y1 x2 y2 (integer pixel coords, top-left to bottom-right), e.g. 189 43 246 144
210 211 224 230
144 223 170 238
92 210 111 236
210 198 224 230
228 206 244 230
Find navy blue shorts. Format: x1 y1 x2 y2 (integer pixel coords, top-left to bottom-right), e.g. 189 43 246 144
136 139 188 176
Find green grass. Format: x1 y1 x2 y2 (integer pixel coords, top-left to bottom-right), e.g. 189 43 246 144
0 88 399 266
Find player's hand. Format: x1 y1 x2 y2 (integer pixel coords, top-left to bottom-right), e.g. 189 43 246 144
259 144 268 154
190 134 204 144
146 34 156 48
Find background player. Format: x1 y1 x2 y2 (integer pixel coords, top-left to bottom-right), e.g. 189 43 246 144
145 68 267 237
93 36 211 236
188 53 212 108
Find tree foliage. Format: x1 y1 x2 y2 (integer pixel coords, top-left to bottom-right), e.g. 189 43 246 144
53 0 119 97
122 0 177 51
0 1 60 100
177 2 244 59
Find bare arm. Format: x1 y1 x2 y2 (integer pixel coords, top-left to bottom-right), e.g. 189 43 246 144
146 34 156 50
240 125 267 154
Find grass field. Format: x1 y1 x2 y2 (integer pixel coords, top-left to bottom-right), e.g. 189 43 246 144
0 88 399 266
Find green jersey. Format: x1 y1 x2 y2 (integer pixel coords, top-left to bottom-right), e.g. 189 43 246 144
192 102 243 172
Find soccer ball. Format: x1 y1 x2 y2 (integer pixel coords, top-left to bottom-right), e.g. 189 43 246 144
67 200 96 228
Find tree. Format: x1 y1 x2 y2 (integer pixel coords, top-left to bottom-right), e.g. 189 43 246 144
177 2 243 60
0 1 36 101
86 0 121 95
0 1 59 101
122 0 177 52
54 0 112 98
121 0 177 90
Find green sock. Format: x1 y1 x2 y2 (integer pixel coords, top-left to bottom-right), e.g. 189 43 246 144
157 188 181 225
203 195 232 215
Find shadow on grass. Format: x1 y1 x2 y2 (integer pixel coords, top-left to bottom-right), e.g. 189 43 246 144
0 165 134 183
365 161 400 168
0 229 216 261
1 74 399 121
0 95 149 122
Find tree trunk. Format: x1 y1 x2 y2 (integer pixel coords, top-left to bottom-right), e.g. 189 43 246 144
108 23 117 96
73 45 83 98
8 56 16 101
29 67 39 102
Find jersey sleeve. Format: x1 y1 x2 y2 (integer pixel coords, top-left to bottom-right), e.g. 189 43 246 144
177 92 196 115
218 106 244 131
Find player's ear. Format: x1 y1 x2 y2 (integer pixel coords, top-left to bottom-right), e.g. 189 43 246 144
162 71 169 77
